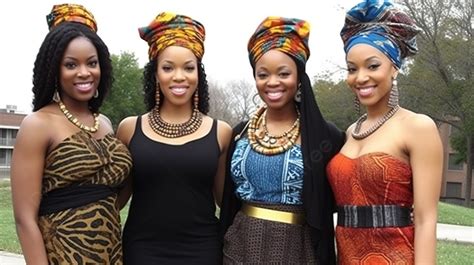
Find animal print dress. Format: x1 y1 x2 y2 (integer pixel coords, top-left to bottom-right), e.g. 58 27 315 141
38 131 132 264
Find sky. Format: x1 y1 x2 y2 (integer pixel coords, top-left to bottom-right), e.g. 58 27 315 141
0 0 360 113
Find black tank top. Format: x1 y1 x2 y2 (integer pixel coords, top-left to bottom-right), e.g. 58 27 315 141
123 116 222 264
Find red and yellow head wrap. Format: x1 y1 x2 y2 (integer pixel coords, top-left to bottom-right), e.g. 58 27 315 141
46 3 97 32
139 12 205 60
248 16 310 66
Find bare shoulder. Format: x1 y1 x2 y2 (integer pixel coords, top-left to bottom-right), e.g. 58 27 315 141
216 119 232 134
215 119 232 151
400 110 438 135
116 115 140 146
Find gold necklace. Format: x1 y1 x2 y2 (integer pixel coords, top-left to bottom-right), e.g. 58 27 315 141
148 106 203 138
248 106 300 155
352 105 399 140
58 101 99 133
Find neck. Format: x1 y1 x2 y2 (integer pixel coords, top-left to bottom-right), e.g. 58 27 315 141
158 101 195 124
265 103 298 123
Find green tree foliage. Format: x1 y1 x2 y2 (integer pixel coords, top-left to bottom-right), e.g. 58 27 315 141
101 52 146 130
313 74 358 130
398 0 473 205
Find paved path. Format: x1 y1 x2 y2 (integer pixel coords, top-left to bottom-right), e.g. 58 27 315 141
1 223 472 264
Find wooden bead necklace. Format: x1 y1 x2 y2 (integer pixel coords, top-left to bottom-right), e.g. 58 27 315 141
58 101 99 133
148 106 202 138
351 105 400 140
247 106 300 155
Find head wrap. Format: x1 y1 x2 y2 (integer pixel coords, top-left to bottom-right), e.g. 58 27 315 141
139 12 205 60
46 3 97 32
248 16 310 66
340 0 420 68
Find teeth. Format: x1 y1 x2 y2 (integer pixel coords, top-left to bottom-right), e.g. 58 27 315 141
76 82 92 88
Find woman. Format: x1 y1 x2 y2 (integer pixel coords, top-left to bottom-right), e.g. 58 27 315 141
219 16 345 264
117 12 232 264
11 4 132 264
327 0 442 264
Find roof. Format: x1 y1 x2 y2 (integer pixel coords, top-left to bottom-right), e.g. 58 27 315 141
0 112 27 127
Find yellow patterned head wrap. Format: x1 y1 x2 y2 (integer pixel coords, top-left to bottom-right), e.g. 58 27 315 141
248 16 310 66
46 3 97 32
139 12 205 60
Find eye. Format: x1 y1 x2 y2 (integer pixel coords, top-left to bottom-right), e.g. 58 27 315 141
368 64 380 70
64 62 76 69
346 66 356 73
88 60 98 67
279 72 291 78
161 65 173 72
256 72 268 79
185 65 196 72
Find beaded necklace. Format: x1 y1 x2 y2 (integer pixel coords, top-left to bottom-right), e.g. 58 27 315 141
58 101 99 133
148 106 203 138
247 106 300 155
351 105 400 140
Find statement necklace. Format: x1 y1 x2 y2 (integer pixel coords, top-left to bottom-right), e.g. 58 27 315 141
352 105 400 140
247 106 300 155
148 106 203 138
58 101 99 133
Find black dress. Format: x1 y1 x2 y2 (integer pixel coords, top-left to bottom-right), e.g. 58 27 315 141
123 116 222 265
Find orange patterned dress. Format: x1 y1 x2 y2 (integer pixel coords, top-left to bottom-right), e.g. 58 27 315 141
327 152 414 265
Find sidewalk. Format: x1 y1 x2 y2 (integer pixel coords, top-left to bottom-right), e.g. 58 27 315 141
1 223 472 264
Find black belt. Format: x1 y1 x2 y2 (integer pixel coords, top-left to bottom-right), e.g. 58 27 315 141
39 183 117 216
337 205 412 228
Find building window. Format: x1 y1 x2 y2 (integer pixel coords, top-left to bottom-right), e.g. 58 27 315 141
446 182 462 198
448 153 464 171
0 149 6 165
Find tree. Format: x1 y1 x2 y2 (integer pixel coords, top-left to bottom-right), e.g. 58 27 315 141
398 0 473 206
313 74 358 131
208 79 258 126
101 52 146 130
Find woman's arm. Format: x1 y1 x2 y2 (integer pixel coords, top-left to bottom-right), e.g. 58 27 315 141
11 115 50 265
406 114 442 264
213 120 232 207
115 116 137 209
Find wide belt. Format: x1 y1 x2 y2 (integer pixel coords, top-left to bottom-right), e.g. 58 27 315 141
337 205 412 228
241 204 305 225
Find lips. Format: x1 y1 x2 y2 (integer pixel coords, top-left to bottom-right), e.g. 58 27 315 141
74 81 94 93
170 87 188 96
266 91 284 101
357 85 376 97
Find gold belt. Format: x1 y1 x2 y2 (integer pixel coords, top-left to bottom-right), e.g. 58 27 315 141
241 204 305 225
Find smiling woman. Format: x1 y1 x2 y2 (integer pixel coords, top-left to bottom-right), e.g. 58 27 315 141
10 4 132 264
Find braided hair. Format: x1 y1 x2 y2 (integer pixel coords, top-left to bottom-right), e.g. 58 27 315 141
32 21 112 112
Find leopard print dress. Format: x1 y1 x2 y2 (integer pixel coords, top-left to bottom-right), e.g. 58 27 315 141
38 131 132 264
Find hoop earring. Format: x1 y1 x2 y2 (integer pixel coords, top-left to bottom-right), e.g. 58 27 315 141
354 95 360 115
193 90 199 110
252 93 262 106
388 78 399 108
94 89 99 98
294 83 302 103
53 90 60 103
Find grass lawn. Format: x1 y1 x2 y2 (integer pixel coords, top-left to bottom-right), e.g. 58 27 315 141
1 179 473 264
438 201 474 226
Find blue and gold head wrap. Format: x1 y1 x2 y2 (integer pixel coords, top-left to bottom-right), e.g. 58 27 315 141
46 3 97 32
340 0 420 68
139 12 205 60
248 16 310 66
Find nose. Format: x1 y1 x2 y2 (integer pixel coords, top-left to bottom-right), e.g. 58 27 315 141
267 74 280 86
172 69 185 82
77 65 91 78
355 69 369 84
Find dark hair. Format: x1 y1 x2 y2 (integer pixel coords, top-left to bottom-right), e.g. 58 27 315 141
32 22 112 112
142 59 210 114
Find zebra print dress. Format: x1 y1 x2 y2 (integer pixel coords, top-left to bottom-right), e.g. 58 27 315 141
38 131 132 264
